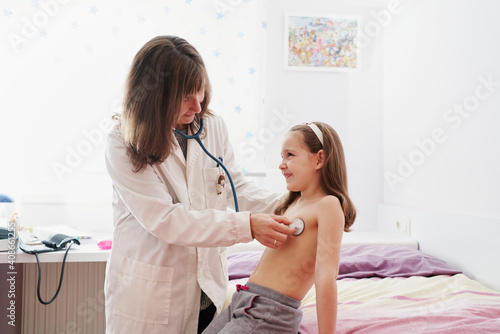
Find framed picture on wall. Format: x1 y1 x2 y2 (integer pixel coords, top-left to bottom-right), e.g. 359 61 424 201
284 14 360 72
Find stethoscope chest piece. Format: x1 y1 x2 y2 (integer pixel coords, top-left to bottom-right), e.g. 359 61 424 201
290 218 305 236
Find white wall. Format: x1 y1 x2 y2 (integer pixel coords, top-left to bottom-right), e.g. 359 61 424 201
264 0 387 231
381 0 500 291
0 0 270 233
2 0 389 233
379 204 500 291
264 0 500 290
7 0 498 253
383 0 500 218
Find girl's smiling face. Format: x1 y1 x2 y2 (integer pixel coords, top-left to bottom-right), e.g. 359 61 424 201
279 131 320 192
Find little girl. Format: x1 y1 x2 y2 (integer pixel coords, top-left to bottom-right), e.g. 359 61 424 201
203 122 356 334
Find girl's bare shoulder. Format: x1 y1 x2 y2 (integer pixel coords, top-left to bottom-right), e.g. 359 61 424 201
317 195 342 209
316 196 345 234
315 195 344 223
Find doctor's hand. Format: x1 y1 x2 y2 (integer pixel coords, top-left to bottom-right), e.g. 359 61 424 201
249 214 294 249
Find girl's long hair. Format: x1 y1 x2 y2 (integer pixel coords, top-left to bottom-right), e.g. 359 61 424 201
116 35 212 172
274 123 356 231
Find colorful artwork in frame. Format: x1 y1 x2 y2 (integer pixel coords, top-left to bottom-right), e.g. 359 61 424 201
285 14 360 72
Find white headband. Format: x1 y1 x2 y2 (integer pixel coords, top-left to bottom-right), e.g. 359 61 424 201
305 123 324 147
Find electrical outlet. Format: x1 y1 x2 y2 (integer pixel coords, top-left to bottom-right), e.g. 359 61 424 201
395 217 411 236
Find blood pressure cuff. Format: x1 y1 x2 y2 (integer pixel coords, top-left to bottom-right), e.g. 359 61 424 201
18 233 81 305
19 233 80 254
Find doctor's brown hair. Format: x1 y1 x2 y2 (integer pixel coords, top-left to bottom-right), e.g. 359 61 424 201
118 35 212 172
274 122 356 231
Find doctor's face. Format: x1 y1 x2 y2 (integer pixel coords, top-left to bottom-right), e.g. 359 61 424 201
176 89 205 129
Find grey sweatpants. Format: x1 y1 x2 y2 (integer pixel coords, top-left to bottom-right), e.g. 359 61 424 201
202 282 303 334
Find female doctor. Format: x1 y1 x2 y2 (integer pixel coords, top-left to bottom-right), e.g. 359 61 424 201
104 35 294 334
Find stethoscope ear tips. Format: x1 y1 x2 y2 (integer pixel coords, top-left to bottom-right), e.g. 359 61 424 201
290 218 305 236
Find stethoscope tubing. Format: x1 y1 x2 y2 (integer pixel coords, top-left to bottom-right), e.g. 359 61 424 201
174 119 239 212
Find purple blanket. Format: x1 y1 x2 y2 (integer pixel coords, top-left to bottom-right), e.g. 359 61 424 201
227 245 461 280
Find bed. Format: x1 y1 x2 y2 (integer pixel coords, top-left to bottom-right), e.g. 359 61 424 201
225 235 500 333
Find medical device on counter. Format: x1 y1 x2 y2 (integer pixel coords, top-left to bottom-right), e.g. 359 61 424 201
19 233 80 305
175 118 239 212
290 218 305 236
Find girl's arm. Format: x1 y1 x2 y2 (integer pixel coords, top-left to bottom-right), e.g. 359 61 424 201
314 196 345 334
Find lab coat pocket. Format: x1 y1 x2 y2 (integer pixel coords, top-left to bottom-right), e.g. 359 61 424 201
114 257 175 324
203 167 227 210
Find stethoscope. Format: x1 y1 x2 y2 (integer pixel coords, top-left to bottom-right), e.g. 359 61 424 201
174 118 305 236
175 118 240 212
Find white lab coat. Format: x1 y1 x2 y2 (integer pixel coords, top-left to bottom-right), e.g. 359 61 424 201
104 114 280 333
